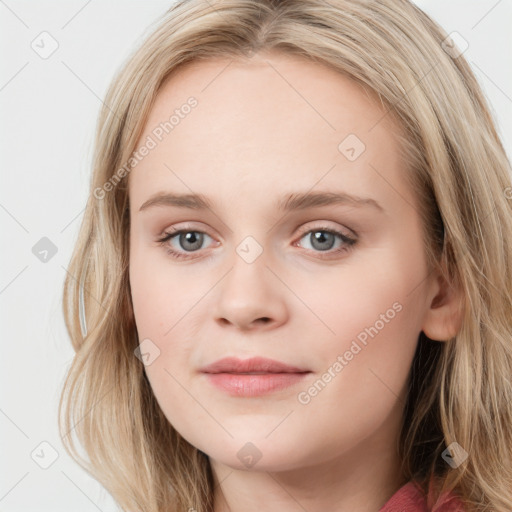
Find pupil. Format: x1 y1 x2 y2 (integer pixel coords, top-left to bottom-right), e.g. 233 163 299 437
181 232 203 251
312 231 334 251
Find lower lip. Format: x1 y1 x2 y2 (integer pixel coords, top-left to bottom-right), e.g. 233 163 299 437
203 372 310 397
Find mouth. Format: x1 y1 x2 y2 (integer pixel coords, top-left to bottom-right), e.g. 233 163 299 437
200 356 309 374
200 356 311 397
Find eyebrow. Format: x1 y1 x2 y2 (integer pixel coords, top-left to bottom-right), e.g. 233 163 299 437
138 190 384 213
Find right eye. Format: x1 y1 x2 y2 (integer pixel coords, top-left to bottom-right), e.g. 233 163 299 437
157 229 216 260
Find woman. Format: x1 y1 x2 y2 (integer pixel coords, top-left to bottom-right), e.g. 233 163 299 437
59 1 512 510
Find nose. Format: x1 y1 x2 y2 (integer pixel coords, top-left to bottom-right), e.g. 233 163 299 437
213 248 288 332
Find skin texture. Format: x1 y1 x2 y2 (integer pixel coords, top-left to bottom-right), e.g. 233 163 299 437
128 51 462 511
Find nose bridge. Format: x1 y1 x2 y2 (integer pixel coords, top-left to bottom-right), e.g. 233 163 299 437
225 233 270 304
213 233 287 330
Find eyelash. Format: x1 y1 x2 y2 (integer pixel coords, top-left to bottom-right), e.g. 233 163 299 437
156 225 357 261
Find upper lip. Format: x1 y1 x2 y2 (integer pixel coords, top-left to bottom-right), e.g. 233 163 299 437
200 356 310 374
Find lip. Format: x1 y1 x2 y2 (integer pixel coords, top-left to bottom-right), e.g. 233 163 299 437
200 357 311 397
200 356 309 374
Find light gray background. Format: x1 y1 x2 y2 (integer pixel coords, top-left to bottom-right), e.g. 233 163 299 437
1 1 511 510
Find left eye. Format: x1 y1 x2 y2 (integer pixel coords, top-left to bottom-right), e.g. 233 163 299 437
296 228 355 252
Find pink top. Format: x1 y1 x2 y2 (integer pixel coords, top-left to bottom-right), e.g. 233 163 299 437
379 480 466 511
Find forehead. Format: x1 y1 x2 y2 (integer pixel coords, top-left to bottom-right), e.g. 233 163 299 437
128 51 409 215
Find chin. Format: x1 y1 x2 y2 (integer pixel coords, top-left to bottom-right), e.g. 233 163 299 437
190 431 314 473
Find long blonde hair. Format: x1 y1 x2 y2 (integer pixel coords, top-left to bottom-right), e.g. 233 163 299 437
59 1 512 510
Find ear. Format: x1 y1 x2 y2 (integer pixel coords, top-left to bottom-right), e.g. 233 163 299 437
421 264 464 342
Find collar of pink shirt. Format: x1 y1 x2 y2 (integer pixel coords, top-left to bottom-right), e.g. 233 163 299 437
379 479 466 512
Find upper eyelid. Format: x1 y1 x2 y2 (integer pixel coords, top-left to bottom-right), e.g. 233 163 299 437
161 223 356 246
295 223 356 239
162 220 356 237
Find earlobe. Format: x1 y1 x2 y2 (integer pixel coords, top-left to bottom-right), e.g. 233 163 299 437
421 269 464 342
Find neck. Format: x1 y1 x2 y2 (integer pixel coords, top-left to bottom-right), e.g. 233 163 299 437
210 409 407 512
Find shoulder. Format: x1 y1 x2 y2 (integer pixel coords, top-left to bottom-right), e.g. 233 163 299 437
379 480 466 512
379 481 429 512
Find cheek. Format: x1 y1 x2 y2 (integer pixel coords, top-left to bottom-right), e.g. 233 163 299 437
292 241 427 407
288 246 426 358
288 275 422 459
129 253 200 436
129 240 198 337
129 247 205 390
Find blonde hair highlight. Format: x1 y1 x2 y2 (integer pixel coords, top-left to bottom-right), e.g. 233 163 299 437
59 1 512 510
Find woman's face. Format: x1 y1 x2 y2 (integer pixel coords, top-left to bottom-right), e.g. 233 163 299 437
128 52 440 474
